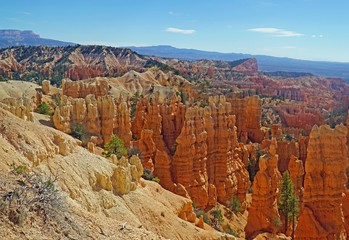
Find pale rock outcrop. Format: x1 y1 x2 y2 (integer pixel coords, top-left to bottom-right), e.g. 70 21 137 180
0 97 34 121
53 94 131 146
111 155 143 195
42 80 50 95
295 125 348 239
245 139 282 240
62 78 109 98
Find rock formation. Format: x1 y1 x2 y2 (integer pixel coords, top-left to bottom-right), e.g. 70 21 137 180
295 125 348 239
277 140 299 173
62 78 109 98
41 80 50 95
298 135 309 163
288 154 304 200
0 105 227 239
132 95 250 209
111 155 143 195
230 95 264 143
343 191 349 237
204 96 250 206
0 97 34 121
245 139 282 240
53 94 131 146
231 58 258 75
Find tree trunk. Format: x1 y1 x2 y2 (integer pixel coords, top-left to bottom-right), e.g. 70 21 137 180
291 211 295 239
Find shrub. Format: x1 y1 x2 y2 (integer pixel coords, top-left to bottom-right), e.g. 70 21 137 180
129 92 142 120
142 168 154 180
1 170 64 225
225 224 240 237
231 196 241 213
141 169 160 183
0 75 7 82
127 147 142 157
36 102 53 115
195 210 211 224
102 135 128 158
211 208 224 222
71 123 86 140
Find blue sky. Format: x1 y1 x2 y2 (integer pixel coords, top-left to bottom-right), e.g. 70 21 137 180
1 0 349 62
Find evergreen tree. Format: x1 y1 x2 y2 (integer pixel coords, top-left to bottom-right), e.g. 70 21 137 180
102 135 128 158
278 171 300 238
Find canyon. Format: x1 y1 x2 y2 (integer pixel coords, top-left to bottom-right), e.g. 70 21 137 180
0 45 349 239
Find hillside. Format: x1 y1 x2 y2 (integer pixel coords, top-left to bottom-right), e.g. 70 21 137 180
0 45 253 86
129 45 349 82
0 30 75 48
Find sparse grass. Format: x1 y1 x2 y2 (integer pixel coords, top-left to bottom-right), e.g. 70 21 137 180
1 166 65 226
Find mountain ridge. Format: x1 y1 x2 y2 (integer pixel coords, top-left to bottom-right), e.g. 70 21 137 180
0 29 75 48
129 45 349 82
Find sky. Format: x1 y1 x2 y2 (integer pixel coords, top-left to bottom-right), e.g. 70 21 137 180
1 0 349 62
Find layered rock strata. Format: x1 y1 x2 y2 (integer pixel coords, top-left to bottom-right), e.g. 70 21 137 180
245 139 282 239
53 94 131 146
229 95 264 143
132 95 250 209
0 97 34 121
295 125 348 239
62 78 109 98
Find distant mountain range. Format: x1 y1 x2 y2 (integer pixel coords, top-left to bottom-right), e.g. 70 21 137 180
129 45 349 82
1 30 348 82
0 29 75 48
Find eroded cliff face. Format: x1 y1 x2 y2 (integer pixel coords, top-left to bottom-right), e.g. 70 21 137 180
244 139 282 240
229 95 264 143
295 125 348 239
0 107 224 240
0 97 34 121
62 78 109 98
53 94 131 146
132 95 250 209
288 154 304 201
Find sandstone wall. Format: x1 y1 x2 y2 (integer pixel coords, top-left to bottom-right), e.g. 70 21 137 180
132 95 250 209
295 125 348 239
53 94 131 146
245 139 282 239
229 95 264 143
62 79 109 98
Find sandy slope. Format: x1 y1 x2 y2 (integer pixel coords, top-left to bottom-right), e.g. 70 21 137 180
0 108 230 240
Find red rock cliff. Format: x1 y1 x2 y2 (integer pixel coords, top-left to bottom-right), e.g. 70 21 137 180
245 138 282 239
295 125 348 239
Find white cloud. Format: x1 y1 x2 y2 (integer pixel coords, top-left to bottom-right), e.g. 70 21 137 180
311 34 324 38
248 28 304 37
166 27 196 35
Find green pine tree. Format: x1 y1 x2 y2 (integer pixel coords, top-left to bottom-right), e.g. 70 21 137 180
278 171 300 238
102 135 128 158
